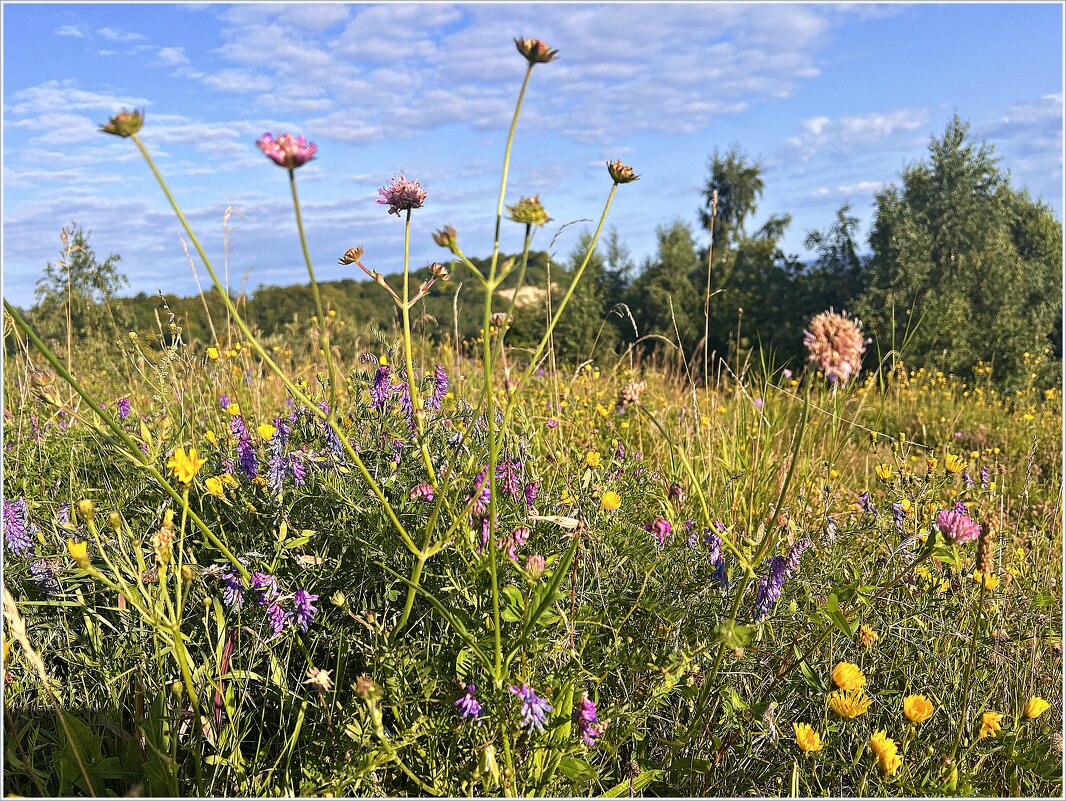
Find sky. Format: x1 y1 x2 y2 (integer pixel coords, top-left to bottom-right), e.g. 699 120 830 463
2 2 1063 306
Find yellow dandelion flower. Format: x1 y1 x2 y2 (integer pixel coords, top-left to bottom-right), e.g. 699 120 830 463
204 476 226 498
829 688 872 719
859 624 878 649
221 473 239 487
978 710 1003 739
226 402 241 416
601 491 622 511
875 463 894 481
973 571 999 591
793 722 822 754
205 430 218 445
832 661 867 691
257 423 277 440
586 451 602 468
869 730 902 775
207 346 220 361
945 454 966 474
1023 697 1050 720
903 694 935 723
167 447 206 485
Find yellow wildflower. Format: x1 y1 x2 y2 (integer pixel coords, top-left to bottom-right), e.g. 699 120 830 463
832 661 867 691
875 463 894 481
926 457 938 472
903 694 935 723
973 571 999 591
829 688 872 719
869 730 902 775
204 476 226 498
167 447 206 485
1023 697 1050 720
859 624 878 649
221 473 239 488
226 402 241 416
205 430 217 445
257 423 277 440
601 491 622 511
207 346 220 361
945 453 966 474
793 722 822 755
978 710 1003 739
586 451 601 468
66 539 89 569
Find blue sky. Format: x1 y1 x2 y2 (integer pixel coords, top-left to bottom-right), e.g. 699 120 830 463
3 2 1062 305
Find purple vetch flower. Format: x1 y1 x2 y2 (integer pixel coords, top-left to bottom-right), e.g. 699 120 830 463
510 683 553 734
703 529 729 589
455 684 484 723
496 461 522 502
980 466 991 488
936 508 980 545
953 500 968 514
219 394 230 409
546 419 558 430
477 513 498 552
524 481 539 510
668 482 686 505
576 692 602 747
30 559 60 596
645 518 672 547
377 174 427 216
266 599 286 636
501 526 530 561
4 496 36 556
410 483 435 503
371 365 393 410
220 566 245 607
891 502 906 535
117 397 131 421
859 490 877 516
754 540 810 622
615 442 626 461
267 422 290 494
962 469 974 490
428 364 449 411
292 589 319 632
469 466 492 517
394 372 416 429
252 571 279 601
289 452 307 485
257 132 317 170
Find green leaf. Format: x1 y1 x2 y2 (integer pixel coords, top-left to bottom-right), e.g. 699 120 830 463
602 769 662 797
558 756 599 783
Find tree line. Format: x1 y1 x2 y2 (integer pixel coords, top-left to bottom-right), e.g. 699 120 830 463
23 117 1062 388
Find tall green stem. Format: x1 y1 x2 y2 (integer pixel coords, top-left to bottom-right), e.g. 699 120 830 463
288 169 338 412
952 579 988 757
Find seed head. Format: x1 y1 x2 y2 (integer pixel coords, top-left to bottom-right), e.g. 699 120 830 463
429 262 451 281
507 196 553 226
100 108 144 137
432 225 458 250
607 160 640 184
338 246 364 265
514 37 559 64
803 310 866 383
975 522 996 575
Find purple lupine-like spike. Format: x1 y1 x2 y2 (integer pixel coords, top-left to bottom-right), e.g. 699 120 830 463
509 683 553 734
979 466 991 488
962 469 974 489
266 599 286 636
4 496 36 556
292 589 318 632
455 684 484 724
409 483 435 503
371 365 393 410
576 692 602 747
496 461 522 502
252 572 279 601
859 490 876 516
289 452 307 486
470 466 492 517
428 364 449 411
117 397 131 421
891 502 906 534
220 566 245 608
30 559 60 596
754 540 811 622
524 481 539 509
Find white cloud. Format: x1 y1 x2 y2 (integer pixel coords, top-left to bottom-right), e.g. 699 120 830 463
97 27 146 42
786 107 931 160
157 46 190 66
54 25 85 38
810 180 885 199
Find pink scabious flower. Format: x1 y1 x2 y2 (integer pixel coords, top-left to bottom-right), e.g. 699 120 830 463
377 174 427 216
256 133 317 170
803 310 866 383
937 508 980 544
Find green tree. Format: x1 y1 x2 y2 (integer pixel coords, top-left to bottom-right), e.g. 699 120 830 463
32 222 128 344
803 203 866 312
627 220 702 352
858 115 1063 385
699 145 766 252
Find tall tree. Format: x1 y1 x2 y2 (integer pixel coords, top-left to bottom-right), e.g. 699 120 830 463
858 115 1062 385
699 145 766 252
804 203 866 311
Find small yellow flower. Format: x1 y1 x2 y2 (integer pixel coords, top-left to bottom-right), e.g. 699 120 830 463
207 346 220 361
66 539 89 568
945 453 966 474
793 722 822 754
167 447 207 485
221 473 239 487
205 430 218 445
585 451 602 468
875 463 894 481
257 423 277 440
1023 696 1050 720
978 710 1003 739
903 694 935 723
601 490 622 511
829 688 872 719
832 661 867 691
204 476 226 498
926 457 938 472
973 571 1000 591
869 730 902 775
226 402 241 416
859 624 878 649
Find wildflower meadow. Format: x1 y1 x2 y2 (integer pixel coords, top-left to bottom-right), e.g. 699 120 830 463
2 33 1063 799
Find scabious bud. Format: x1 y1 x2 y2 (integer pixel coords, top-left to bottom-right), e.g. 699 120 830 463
432 225 458 250
429 262 451 281
506 196 553 227
514 37 559 64
99 108 144 137
338 246 364 265
257 132 317 170
77 499 95 523
607 160 640 184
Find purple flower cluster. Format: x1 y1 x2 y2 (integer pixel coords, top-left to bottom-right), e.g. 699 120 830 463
891 502 906 535
455 684 484 724
117 397 132 421
220 565 245 607
500 526 529 562
377 174 427 216
753 539 812 622
703 525 729 589
256 132 317 170
371 365 393 410
859 490 876 516
980 466 991 488
524 481 539 510
267 420 290 494
936 508 980 544
230 416 259 480
645 517 672 547
576 692 603 747
510 683 553 734
292 589 319 632
427 364 449 411
409 483 435 503
4 496 36 556
318 401 347 461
